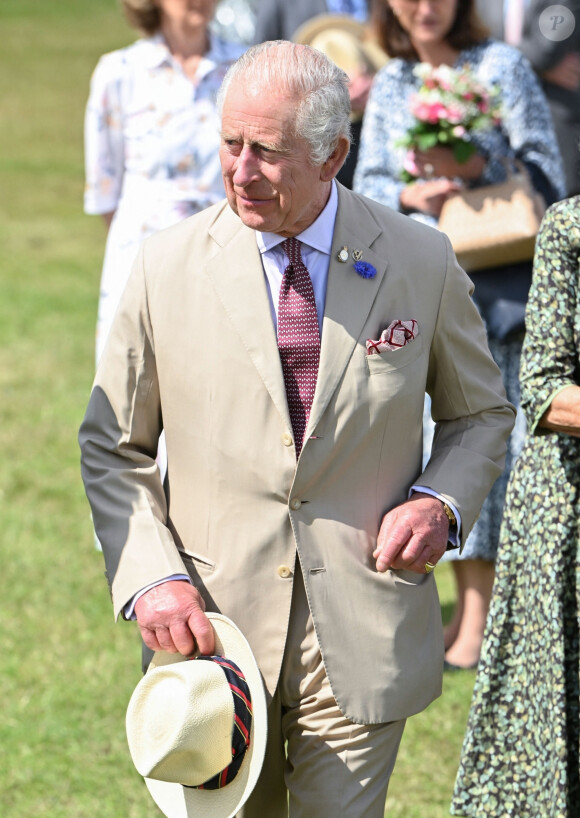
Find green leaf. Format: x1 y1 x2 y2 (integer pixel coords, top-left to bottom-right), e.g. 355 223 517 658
416 132 439 151
453 140 476 164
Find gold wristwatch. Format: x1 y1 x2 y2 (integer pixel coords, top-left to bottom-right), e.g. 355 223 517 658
442 501 457 527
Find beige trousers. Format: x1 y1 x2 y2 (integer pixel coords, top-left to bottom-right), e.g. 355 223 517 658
238 562 406 818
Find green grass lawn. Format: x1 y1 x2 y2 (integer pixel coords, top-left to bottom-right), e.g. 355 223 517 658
0 2 476 814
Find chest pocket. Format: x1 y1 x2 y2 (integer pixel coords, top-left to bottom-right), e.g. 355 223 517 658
365 335 424 375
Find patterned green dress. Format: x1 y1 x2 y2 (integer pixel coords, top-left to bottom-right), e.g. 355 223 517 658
451 196 580 817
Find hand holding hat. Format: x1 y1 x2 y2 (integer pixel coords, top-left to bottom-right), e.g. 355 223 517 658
126 613 267 818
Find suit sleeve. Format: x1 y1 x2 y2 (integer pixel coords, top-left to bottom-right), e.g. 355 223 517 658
420 232 517 542
79 243 187 620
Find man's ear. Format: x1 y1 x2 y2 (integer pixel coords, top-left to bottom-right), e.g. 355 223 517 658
320 136 351 182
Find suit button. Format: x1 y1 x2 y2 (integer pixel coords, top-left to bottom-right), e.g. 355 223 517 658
282 433 293 447
290 498 302 510
277 565 292 578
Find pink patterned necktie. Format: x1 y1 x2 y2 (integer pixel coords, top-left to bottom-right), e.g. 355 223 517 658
277 237 320 456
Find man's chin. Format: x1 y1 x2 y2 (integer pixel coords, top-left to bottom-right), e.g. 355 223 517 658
235 201 279 232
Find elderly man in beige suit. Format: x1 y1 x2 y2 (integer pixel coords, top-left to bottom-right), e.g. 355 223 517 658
80 41 515 818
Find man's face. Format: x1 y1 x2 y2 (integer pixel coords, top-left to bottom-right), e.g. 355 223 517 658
219 82 333 237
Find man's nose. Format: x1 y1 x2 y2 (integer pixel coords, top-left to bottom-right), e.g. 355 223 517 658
233 146 259 185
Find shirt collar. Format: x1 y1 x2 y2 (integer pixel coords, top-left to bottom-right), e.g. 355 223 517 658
256 181 339 255
136 34 173 69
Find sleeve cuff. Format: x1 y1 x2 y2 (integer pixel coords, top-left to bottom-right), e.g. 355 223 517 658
409 485 461 548
123 574 192 621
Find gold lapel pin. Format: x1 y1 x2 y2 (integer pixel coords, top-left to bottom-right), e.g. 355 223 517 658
337 246 349 263
352 249 363 261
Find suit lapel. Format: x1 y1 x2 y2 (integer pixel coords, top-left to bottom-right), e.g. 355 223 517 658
307 188 388 435
205 210 291 428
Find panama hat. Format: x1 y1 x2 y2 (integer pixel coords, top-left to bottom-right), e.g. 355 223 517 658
293 13 389 77
126 613 267 818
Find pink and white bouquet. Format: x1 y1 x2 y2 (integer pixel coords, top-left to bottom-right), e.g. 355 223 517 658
398 63 502 182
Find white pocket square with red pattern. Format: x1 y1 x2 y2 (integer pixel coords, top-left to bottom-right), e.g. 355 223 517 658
366 320 419 355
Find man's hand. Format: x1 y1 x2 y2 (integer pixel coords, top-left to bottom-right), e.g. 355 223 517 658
373 493 450 574
134 580 215 656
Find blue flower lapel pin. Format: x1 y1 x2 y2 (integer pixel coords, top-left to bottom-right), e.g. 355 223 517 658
353 258 376 279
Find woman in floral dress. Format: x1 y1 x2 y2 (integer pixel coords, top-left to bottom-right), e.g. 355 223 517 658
354 0 565 669
452 196 580 816
84 0 243 362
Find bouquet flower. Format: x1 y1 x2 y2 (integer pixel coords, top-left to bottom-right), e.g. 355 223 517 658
398 63 502 182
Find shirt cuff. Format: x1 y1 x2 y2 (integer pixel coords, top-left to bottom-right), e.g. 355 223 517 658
123 574 192 620
409 485 461 549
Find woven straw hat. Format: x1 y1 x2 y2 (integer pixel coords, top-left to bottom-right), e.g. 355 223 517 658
126 613 267 818
293 13 389 76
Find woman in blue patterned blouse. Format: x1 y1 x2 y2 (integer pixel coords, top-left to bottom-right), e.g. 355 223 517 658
355 0 565 670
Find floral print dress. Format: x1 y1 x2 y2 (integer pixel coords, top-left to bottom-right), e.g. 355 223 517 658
84 33 243 361
451 197 580 817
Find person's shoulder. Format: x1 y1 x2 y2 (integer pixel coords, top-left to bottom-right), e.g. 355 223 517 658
371 57 413 94
375 57 410 81
207 36 245 65
462 38 537 91
534 196 580 264
544 195 580 231
145 199 235 250
92 36 158 80
468 37 528 70
340 187 444 240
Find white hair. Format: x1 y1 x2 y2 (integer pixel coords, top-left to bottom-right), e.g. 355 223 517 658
217 41 352 165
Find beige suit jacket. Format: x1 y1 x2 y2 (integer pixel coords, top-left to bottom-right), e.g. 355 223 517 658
80 184 515 724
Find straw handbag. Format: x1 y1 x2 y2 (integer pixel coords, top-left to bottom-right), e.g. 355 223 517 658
438 160 545 272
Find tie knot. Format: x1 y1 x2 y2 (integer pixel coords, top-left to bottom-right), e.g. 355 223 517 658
282 237 303 267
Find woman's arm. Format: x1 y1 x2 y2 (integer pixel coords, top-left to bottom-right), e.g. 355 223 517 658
84 51 126 217
487 46 566 204
519 199 580 432
538 385 580 436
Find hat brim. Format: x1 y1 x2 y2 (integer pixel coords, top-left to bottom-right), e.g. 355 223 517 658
293 14 389 74
143 613 268 818
293 13 366 45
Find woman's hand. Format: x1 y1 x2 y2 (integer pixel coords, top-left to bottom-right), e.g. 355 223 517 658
415 146 486 182
400 178 461 219
539 384 580 437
